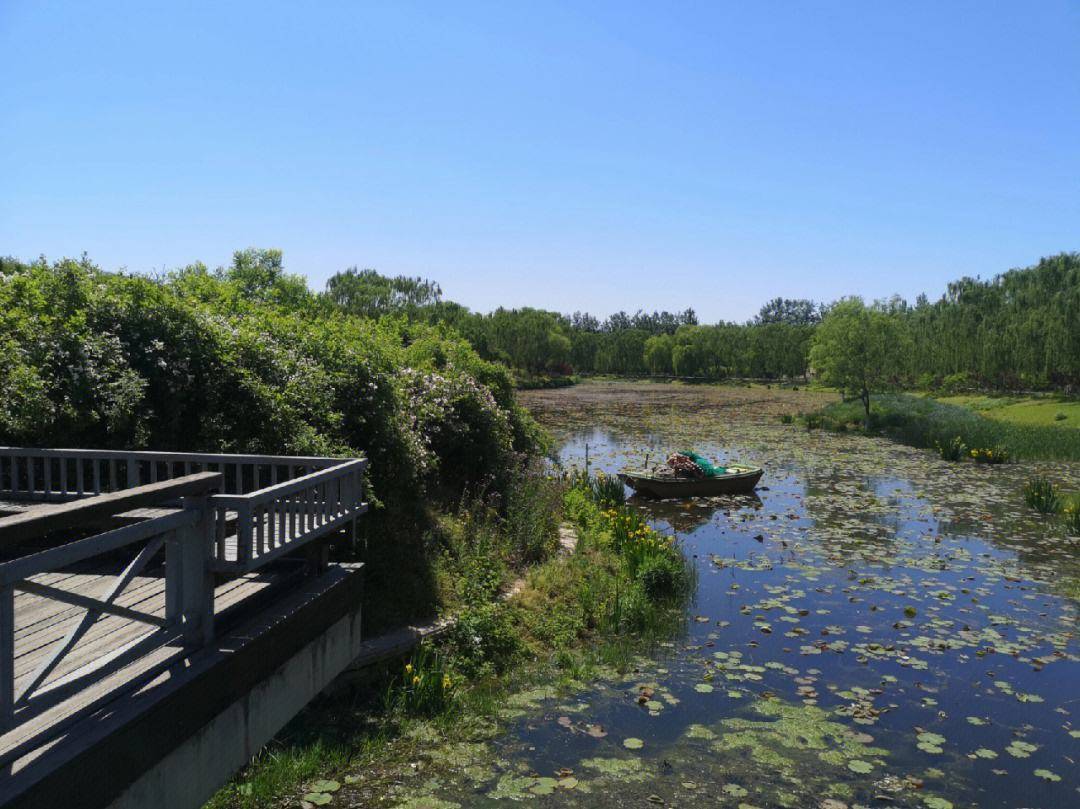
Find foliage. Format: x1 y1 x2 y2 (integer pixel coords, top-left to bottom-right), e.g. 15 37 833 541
935 436 967 461
809 298 910 421
340 253 1080 393
325 267 442 319
1023 477 1061 514
446 601 523 677
0 254 541 516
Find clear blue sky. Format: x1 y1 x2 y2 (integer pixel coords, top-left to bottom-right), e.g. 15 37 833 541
2 1 1077 322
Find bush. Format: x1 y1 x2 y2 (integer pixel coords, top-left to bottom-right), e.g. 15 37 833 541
446 602 522 677
935 436 967 461
940 372 973 394
779 413 794 425
0 256 544 516
636 553 686 598
1023 477 1061 514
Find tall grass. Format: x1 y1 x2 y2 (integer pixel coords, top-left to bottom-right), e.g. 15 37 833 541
819 394 1080 461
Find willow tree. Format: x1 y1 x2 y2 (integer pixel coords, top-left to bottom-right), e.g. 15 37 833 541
809 298 909 423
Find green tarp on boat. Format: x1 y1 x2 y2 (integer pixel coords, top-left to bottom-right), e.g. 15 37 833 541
680 450 727 477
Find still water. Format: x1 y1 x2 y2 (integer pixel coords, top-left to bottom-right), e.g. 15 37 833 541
402 384 1080 809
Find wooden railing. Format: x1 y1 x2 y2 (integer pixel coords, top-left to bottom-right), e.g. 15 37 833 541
0 447 368 573
0 447 370 736
0 447 345 501
212 459 367 572
0 474 221 731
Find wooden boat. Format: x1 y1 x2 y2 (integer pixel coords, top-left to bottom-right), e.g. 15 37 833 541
618 465 763 499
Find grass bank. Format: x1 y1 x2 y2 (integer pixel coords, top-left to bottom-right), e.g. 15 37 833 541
206 472 693 809
935 393 1080 429
814 393 1080 461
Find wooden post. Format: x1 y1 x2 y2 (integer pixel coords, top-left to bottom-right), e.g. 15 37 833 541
169 495 215 646
1 583 14 727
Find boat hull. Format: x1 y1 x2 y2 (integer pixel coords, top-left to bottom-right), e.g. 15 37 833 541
617 467 763 499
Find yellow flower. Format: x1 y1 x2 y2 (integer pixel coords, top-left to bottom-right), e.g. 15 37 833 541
442 674 452 690
412 675 421 686
404 663 414 675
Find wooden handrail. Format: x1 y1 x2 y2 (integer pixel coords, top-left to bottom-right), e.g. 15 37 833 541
0 472 221 548
0 509 197 585
0 447 349 467
210 459 366 507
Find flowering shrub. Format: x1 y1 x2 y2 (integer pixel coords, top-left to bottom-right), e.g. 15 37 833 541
1063 498 1080 536
970 446 1009 464
935 436 966 461
401 367 514 490
0 255 541 517
599 506 687 596
389 644 456 716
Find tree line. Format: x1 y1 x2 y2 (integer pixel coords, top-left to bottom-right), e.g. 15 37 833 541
3 251 1076 394
333 253 1079 392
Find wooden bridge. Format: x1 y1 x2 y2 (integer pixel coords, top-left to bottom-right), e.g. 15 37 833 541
0 447 369 809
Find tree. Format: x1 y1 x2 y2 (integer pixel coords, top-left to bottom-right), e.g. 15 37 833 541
325 268 442 318
809 298 909 423
755 297 820 326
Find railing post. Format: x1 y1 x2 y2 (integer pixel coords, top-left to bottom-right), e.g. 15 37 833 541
1 583 14 727
167 495 215 647
237 502 252 568
126 455 139 489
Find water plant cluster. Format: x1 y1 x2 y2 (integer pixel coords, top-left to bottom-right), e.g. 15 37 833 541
1023 476 1080 536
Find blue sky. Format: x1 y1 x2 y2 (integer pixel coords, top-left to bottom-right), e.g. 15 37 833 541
2 1 1077 322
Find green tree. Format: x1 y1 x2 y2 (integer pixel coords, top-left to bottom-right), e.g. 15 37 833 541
325 268 442 319
809 298 909 423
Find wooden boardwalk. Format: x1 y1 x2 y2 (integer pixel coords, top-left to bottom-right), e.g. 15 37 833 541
0 447 369 808
2 567 286 769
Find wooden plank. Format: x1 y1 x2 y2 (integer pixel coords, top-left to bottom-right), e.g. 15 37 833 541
1 584 13 724
5 570 284 746
14 582 166 630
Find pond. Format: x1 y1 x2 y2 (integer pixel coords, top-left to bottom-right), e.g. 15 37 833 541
395 382 1080 809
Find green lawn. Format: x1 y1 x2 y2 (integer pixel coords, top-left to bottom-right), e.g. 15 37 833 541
936 394 1080 429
